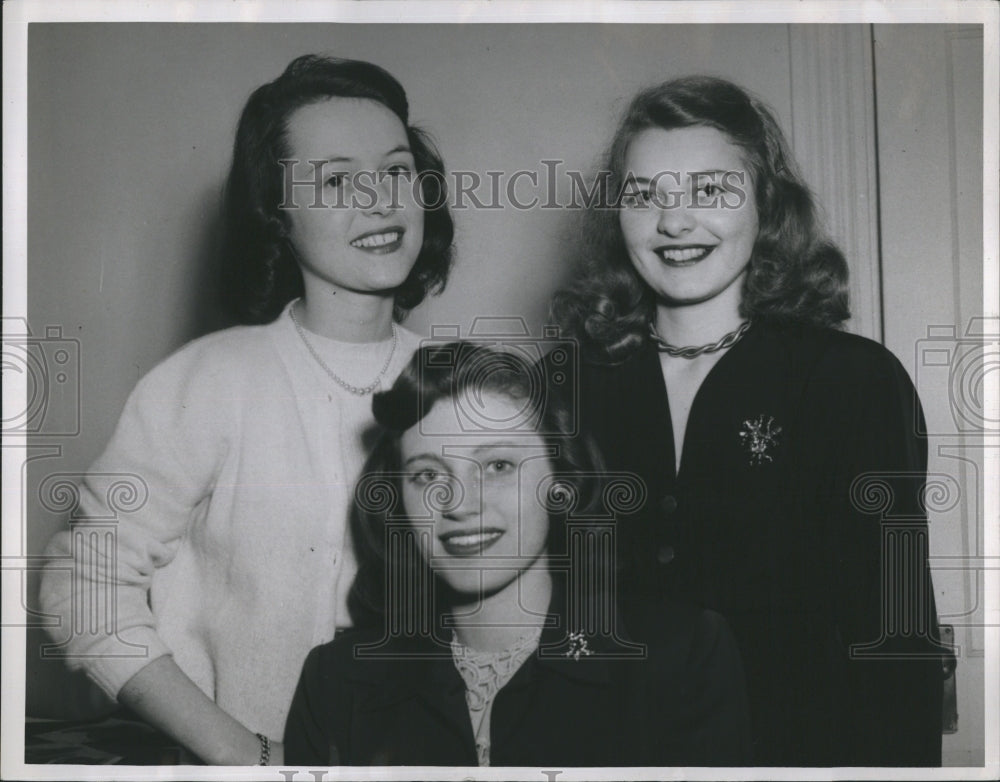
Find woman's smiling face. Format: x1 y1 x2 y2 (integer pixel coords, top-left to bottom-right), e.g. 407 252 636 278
399 391 552 598
282 97 425 298
618 125 759 312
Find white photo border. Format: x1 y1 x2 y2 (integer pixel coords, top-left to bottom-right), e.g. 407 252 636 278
3 2 997 781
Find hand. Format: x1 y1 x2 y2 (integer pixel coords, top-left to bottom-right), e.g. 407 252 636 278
119 656 274 766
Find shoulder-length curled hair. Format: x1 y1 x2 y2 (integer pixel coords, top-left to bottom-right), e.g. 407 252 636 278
552 75 850 364
347 342 608 633
222 54 454 323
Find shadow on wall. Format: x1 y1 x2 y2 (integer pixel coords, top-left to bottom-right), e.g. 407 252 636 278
186 187 241 339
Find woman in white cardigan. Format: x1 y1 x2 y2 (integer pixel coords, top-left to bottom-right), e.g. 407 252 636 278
39 53 454 765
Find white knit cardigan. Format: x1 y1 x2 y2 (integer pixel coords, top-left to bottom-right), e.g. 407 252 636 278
40 303 421 739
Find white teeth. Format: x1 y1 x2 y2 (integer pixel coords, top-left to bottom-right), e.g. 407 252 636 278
659 246 711 262
351 230 400 248
445 531 502 547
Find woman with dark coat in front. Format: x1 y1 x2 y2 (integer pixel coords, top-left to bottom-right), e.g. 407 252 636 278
551 75 948 767
284 344 751 767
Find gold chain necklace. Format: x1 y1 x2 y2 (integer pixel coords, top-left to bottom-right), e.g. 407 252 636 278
289 302 397 396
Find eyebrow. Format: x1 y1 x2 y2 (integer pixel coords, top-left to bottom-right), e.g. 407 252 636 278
402 440 524 467
310 145 413 170
630 170 733 185
403 453 447 469
470 441 522 456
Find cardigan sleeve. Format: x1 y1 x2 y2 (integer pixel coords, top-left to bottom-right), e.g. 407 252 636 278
812 340 945 766
37 335 235 699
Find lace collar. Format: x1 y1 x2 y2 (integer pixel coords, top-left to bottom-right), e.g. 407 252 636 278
450 627 543 766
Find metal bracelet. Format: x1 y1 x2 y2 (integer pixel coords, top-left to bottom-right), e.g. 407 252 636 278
256 732 271 766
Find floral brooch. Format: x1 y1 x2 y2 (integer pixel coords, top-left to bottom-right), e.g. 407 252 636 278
565 631 593 661
739 414 782 465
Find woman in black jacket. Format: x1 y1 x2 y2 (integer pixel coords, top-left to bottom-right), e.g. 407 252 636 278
551 75 948 766
284 343 751 767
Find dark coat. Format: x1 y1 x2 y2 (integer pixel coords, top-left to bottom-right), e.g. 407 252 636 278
564 321 946 766
284 590 751 767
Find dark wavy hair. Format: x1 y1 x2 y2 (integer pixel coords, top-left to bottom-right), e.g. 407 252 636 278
552 75 850 363
222 54 454 323
347 343 608 635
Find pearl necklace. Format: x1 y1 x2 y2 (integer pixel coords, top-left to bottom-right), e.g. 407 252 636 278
289 302 398 396
649 320 752 359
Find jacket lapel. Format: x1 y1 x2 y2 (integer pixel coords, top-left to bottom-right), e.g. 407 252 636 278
488 578 625 755
351 634 478 762
412 647 477 747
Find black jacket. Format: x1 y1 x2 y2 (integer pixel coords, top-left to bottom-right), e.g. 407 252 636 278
284 589 751 767
563 321 946 766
